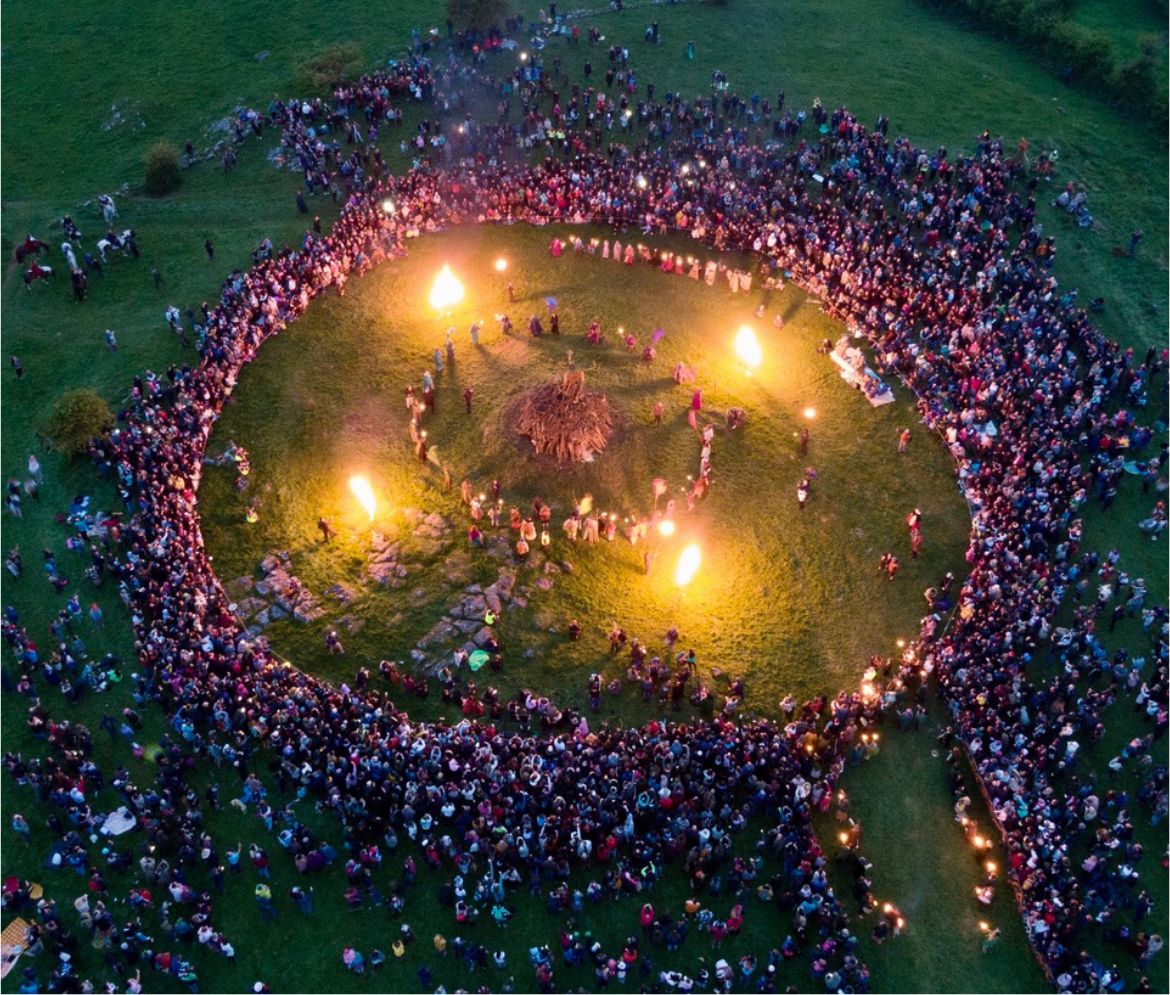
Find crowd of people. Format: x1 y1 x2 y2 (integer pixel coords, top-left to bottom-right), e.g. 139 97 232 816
4 13 1168 993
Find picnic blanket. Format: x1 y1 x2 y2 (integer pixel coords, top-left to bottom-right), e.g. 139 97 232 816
0 918 31 980
101 807 137 837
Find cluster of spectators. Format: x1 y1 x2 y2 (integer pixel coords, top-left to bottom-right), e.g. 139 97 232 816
6 21 1167 992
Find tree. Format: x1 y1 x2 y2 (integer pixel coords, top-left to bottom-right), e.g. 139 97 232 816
144 141 182 196
445 0 510 30
42 389 114 457
295 43 364 95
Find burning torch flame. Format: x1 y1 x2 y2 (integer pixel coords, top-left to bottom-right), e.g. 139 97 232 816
675 544 701 587
349 475 376 522
735 325 762 371
429 264 465 311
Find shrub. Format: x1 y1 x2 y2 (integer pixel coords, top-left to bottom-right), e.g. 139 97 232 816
42 390 114 457
1111 46 1159 109
295 43 363 95
144 141 182 196
1046 21 1114 80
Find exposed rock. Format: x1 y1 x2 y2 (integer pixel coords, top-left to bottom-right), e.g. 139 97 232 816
410 587 429 604
495 569 516 595
402 507 424 525
512 596 528 609
409 649 428 664
225 576 254 598
293 604 325 624
534 576 555 591
253 608 271 627
269 604 288 621
236 596 267 618
472 626 495 648
326 582 358 603
366 561 400 586
483 587 503 616
560 560 574 574
419 619 459 648
453 618 482 635
460 594 486 617
543 561 561 575
466 583 483 594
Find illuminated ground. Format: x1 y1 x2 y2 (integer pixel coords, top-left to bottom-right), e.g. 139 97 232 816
201 223 972 723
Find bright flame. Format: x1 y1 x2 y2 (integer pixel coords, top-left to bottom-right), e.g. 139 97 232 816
636 174 648 190
804 407 817 419
349 475 376 522
658 520 676 537
734 325 762 370
494 257 508 272
381 199 395 214
675 544 701 587
429 264 465 311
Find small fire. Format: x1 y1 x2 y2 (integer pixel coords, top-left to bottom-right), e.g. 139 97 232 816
803 407 817 419
429 264 465 311
381 199 395 214
675 544 701 587
349 475 376 522
734 325 762 370
495 257 508 272
658 520 676 537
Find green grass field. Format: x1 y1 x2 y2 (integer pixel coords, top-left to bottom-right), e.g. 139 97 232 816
1 1 1166 992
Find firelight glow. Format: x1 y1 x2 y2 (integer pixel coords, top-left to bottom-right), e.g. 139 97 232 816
380 199 395 214
657 519 676 537
429 264 465 311
349 475 376 521
494 257 508 272
675 544 701 587
734 325 762 370
804 407 817 419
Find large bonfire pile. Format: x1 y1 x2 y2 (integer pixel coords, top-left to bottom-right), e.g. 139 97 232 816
514 371 614 463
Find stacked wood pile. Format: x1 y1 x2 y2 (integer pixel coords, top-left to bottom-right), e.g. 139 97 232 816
514 371 613 463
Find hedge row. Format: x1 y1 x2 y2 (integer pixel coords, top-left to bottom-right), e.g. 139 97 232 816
916 0 1167 128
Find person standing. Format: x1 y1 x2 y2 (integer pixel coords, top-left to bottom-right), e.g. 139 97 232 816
204 239 215 261
897 429 911 453
464 387 474 414
318 517 337 542
255 883 277 921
